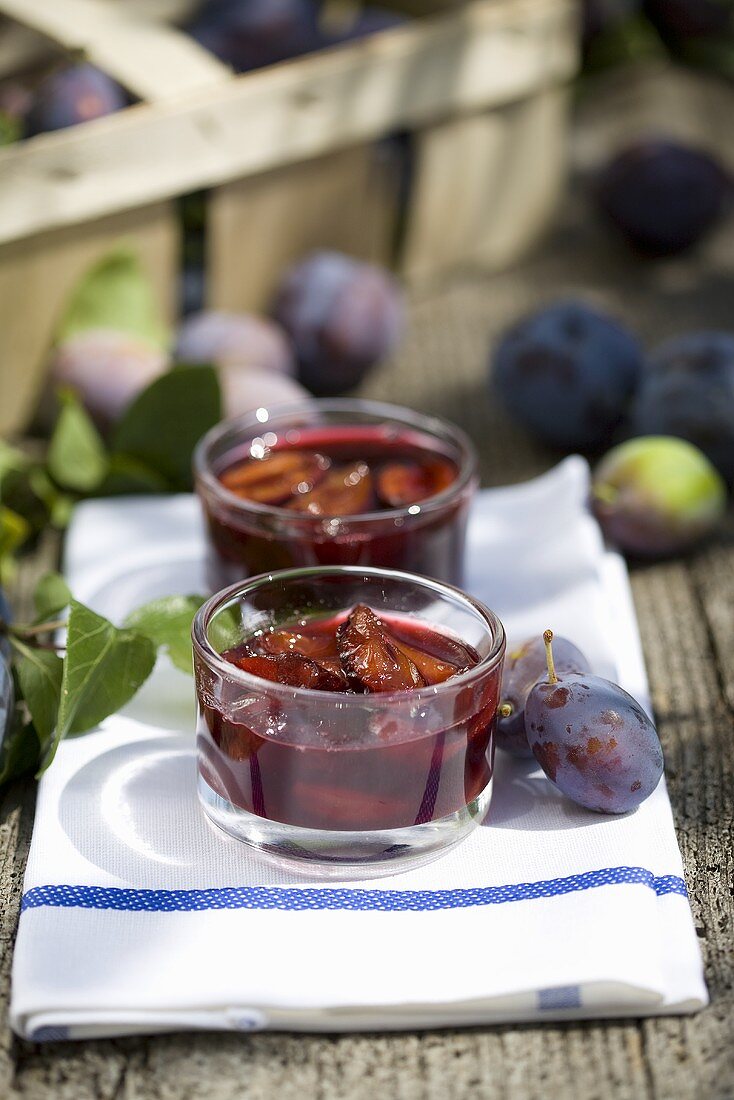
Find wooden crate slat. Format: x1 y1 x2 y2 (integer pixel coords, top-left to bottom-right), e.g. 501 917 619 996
401 85 571 281
0 0 578 247
208 144 400 312
0 202 178 436
0 0 230 102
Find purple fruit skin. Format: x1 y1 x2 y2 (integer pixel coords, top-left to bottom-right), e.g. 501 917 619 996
493 300 643 451
271 251 405 395
175 310 295 375
25 64 127 136
526 672 664 813
631 333 734 485
326 7 406 44
596 139 730 257
187 0 321 71
498 636 591 758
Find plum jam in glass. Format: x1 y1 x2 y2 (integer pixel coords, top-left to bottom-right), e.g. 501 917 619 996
193 399 478 592
193 566 505 877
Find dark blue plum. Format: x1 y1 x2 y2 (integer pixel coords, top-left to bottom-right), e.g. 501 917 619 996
271 251 405 395
325 7 406 44
526 668 663 814
631 332 734 484
498 635 590 758
187 0 321 71
25 64 128 137
595 140 730 257
492 300 643 451
0 656 13 752
643 0 732 42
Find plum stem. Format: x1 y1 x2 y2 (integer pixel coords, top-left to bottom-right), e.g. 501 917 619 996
499 703 512 718
543 629 558 684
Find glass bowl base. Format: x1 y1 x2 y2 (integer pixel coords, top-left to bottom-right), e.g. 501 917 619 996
198 773 493 880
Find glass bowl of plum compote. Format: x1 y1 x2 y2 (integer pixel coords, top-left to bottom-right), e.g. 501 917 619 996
193 566 505 877
193 399 478 592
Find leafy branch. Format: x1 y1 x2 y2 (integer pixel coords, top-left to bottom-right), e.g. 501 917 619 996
0 576 206 788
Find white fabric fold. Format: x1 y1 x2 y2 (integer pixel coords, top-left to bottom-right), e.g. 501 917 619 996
10 457 707 1040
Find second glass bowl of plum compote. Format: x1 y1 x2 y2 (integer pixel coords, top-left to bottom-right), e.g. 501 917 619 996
193 399 478 591
193 567 505 877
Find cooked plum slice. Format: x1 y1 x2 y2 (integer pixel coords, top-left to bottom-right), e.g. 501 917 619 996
390 639 461 685
376 458 456 507
220 450 329 505
256 627 339 660
228 651 348 692
336 604 426 693
287 461 374 516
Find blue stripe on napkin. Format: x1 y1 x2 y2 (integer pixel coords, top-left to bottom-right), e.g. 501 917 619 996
21 866 686 914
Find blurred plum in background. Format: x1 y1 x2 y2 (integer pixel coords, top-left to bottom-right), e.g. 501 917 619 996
24 64 128 137
271 251 405 395
492 300 642 451
175 310 295 375
219 364 311 419
592 436 726 557
595 139 730 256
186 0 321 71
631 333 734 484
49 330 167 430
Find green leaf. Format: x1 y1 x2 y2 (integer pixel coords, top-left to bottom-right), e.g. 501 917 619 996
111 365 221 491
11 638 63 745
98 452 170 497
0 505 29 557
125 594 207 674
0 710 41 788
55 247 168 350
33 572 72 621
48 390 109 492
206 604 242 654
40 599 156 773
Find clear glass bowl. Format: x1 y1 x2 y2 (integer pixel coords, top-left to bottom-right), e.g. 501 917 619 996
192 566 505 878
193 399 478 592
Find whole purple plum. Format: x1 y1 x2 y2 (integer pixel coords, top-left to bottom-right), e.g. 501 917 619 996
595 139 730 256
219 365 311 419
492 300 642 451
187 0 321 71
631 332 734 483
271 251 405 395
25 64 128 137
498 635 591 758
175 311 294 375
325 6 406 44
526 632 663 814
50 329 167 430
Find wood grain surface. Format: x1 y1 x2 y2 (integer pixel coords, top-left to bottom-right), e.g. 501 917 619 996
1 146 733 1100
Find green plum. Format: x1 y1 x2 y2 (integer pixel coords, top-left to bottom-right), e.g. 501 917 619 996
592 436 726 558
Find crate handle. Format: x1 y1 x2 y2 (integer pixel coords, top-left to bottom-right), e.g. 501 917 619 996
0 0 231 101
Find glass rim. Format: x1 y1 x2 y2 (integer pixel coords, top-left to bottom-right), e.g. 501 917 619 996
192 397 478 524
191 565 506 704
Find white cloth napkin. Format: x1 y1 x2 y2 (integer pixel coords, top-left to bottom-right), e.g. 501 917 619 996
10 458 708 1041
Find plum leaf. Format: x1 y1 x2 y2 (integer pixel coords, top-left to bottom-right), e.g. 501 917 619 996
33 572 72 621
124 594 207 675
55 247 168 350
12 639 63 744
48 390 109 492
111 365 221 491
40 600 156 773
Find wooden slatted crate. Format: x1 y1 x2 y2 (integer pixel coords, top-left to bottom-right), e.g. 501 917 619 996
0 0 580 435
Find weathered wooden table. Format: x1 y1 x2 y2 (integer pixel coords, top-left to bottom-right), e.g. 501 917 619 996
2 174 733 1099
